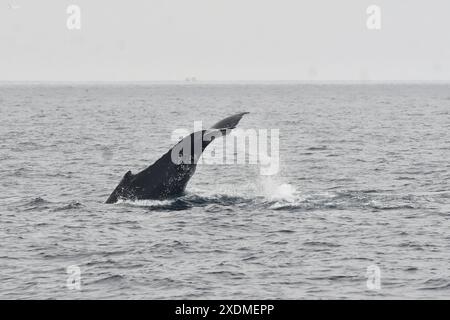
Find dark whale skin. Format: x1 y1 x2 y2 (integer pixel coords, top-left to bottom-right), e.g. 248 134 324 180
105 112 248 203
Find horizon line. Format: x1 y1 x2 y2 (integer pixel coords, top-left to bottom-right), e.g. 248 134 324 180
1 80 450 84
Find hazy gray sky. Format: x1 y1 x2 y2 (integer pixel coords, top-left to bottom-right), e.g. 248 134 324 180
1 0 450 81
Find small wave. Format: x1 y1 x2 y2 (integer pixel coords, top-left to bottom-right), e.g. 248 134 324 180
273 229 296 234
90 274 125 285
306 146 328 151
20 197 53 211
405 267 418 271
205 270 247 278
368 203 416 210
419 278 450 290
25 197 50 205
52 201 84 211
12 167 32 177
303 241 341 247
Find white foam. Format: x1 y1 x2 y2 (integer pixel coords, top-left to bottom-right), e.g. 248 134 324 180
115 199 174 207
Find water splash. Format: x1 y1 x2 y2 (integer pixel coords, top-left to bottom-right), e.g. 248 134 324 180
257 176 298 203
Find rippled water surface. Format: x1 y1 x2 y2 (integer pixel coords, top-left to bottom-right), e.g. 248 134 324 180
1 83 449 299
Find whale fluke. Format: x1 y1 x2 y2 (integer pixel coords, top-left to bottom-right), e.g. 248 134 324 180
211 112 249 130
105 112 248 203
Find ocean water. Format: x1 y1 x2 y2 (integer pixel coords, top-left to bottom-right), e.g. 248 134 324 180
0 83 449 299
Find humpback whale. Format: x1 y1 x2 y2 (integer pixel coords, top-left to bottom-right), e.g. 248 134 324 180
105 112 248 203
